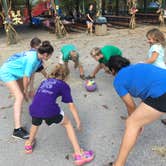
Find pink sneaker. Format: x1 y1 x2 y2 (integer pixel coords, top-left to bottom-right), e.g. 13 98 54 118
73 150 94 166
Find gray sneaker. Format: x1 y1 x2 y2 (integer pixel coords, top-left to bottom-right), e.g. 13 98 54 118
12 127 29 139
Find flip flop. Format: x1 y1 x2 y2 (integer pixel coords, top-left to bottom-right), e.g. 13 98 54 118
24 140 36 154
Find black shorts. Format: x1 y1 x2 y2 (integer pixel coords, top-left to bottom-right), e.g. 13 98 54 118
144 93 166 113
32 113 64 126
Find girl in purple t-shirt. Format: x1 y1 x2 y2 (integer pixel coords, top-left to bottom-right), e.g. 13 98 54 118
25 64 94 166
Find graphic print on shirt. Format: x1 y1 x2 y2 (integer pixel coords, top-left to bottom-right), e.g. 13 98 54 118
38 79 57 94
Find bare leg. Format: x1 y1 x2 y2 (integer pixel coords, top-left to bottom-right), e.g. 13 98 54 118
25 125 39 146
78 64 84 76
17 79 24 93
89 23 93 34
64 62 70 76
114 103 164 166
86 23 90 34
5 81 24 129
61 115 82 154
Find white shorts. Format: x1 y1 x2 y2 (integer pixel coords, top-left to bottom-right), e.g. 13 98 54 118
59 53 64 65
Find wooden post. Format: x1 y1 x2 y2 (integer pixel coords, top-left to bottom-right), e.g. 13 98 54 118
96 0 102 17
157 0 165 26
1 0 17 45
51 0 67 38
128 0 138 29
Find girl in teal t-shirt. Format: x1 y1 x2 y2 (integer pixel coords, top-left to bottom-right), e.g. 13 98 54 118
59 44 85 80
0 41 54 139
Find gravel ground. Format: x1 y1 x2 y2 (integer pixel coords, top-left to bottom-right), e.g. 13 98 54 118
0 24 166 166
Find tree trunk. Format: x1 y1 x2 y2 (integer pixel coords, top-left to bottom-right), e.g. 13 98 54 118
26 0 32 26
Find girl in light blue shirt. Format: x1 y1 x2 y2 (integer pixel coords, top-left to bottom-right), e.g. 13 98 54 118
145 28 166 69
0 41 54 139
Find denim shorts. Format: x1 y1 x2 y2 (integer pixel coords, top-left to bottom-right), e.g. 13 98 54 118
144 93 166 113
86 21 93 24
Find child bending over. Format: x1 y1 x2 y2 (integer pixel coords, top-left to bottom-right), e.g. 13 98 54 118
86 45 122 79
59 44 85 80
0 41 54 139
24 64 94 166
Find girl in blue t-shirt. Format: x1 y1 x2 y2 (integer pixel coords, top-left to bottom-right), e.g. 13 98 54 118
24 64 94 166
145 28 166 69
106 56 166 166
145 28 166 125
0 41 54 140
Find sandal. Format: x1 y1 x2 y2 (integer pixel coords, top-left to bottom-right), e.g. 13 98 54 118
73 150 94 166
24 140 36 154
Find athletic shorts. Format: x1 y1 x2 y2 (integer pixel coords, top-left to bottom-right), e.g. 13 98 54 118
32 110 64 126
144 93 166 113
0 69 19 82
59 53 64 64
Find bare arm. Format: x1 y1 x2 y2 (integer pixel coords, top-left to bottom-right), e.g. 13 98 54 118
29 74 35 91
64 62 70 75
145 51 159 64
23 76 31 101
68 103 81 130
103 65 111 74
87 13 94 22
28 74 36 98
91 63 103 77
121 93 136 116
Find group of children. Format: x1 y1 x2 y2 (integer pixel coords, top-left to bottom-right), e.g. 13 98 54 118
0 27 166 166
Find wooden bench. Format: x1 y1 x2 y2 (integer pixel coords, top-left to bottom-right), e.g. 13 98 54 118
104 15 131 27
136 13 159 24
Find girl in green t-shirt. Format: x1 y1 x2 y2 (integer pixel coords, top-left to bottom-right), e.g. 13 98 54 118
86 45 122 79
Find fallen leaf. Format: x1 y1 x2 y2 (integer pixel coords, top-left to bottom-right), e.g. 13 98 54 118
102 105 108 109
0 105 12 110
120 116 127 120
152 146 166 157
65 154 70 160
